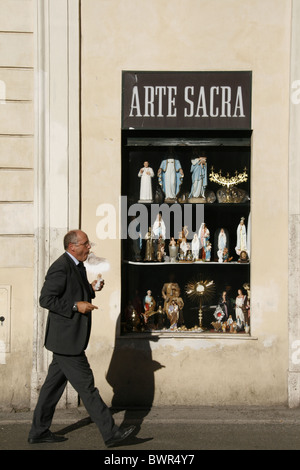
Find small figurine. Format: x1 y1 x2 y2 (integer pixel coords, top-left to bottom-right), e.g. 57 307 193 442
167 300 180 330
211 321 222 332
215 227 229 262
169 237 178 262
156 235 165 262
138 161 154 202
235 289 246 326
227 315 233 329
95 273 104 291
125 303 140 332
179 239 189 258
243 282 250 325
152 212 166 240
169 236 176 246
142 290 156 324
178 225 189 243
218 246 233 263
205 242 212 261
191 233 200 260
161 281 184 329
144 227 154 261
213 305 225 322
222 247 233 263
198 223 210 260
238 250 249 263
218 290 231 322
152 213 166 261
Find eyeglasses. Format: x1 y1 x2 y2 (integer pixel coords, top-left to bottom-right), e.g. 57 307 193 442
75 240 92 247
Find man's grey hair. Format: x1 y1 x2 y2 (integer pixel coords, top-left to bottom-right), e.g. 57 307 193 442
63 230 79 250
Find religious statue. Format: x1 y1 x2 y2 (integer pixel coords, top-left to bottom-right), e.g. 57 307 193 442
169 236 176 246
205 241 212 261
214 227 229 262
142 290 156 324
178 226 189 244
235 217 247 256
238 250 249 263
179 238 189 258
161 282 184 330
177 226 189 261
157 149 184 202
191 233 200 260
243 282 250 326
138 161 154 202
166 301 180 331
152 212 166 240
211 305 225 331
169 237 178 262
144 227 154 261
235 289 246 328
198 223 210 260
156 235 165 262
188 152 207 202
222 247 232 263
152 212 166 260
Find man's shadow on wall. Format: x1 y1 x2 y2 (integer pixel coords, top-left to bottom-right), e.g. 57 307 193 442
106 314 165 437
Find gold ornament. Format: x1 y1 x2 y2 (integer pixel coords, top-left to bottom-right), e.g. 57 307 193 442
209 167 248 188
185 278 215 328
209 167 249 203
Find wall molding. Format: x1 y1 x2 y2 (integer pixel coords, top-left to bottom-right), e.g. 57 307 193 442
288 0 300 408
31 0 81 409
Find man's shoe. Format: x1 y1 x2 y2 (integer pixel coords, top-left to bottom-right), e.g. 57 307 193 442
28 430 68 444
105 425 136 448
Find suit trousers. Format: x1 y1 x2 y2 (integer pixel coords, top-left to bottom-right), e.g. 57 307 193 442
29 352 118 442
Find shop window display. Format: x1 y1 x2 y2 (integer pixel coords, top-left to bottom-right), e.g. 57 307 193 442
121 129 251 336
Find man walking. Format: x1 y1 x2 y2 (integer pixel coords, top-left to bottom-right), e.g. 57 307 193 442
28 230 135 447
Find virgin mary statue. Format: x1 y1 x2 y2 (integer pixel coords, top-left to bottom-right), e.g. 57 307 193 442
157 149 184 202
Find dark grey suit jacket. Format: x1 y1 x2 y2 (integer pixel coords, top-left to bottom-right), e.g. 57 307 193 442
40 253 95 355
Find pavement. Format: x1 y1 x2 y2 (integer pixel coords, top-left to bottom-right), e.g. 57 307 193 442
1 405 300 454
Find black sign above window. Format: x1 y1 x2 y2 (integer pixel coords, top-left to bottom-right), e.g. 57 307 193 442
122 71 252 130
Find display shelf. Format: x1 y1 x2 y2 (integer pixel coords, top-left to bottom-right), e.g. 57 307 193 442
125 260 249 265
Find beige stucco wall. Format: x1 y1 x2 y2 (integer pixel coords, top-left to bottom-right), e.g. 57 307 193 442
81 0 291 406
0 0 294 411
0 0 34 409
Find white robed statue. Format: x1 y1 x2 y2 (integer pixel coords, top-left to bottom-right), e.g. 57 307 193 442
152 213 166 240
138 161 154 202
235 217 247 255
189 156 207 200
158 151 184 201
217 228 227 262
191 233 200 260
198 223 210 260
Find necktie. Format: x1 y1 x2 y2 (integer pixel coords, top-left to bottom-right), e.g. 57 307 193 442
77 262 91 292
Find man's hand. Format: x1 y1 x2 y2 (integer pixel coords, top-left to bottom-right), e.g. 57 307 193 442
76 301 98 314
